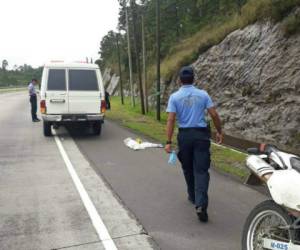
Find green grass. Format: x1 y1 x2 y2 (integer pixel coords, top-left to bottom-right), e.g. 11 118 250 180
107 97 248 179
211 145 248 178
106 97 169 142
0 87 27 94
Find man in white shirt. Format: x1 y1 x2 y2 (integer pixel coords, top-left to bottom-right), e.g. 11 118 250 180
28 79 40 122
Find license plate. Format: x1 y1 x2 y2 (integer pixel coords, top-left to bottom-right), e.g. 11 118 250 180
263 238 300 250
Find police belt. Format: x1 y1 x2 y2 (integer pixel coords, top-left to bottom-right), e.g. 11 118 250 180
178 127 209 132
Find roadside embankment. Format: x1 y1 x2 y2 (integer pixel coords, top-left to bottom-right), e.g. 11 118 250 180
164 10 300 154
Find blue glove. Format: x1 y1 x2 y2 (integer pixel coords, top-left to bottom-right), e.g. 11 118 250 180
168 150 177 166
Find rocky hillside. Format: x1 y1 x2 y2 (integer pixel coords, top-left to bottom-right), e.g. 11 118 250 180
166 16 300 152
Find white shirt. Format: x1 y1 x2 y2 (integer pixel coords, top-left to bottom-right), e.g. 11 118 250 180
28 82 36 96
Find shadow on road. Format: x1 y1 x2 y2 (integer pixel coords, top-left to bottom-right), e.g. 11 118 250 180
54 124 97 138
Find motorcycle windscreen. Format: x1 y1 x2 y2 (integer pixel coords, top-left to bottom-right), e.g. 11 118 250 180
291 157 300 173
267 169 300 212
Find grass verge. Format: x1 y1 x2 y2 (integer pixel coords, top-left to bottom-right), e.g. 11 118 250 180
0 87 27 94
106 97 248 180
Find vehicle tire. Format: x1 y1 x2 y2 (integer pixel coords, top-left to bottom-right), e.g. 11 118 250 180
242 200 295 250
43 121 52 137
92 121 102 136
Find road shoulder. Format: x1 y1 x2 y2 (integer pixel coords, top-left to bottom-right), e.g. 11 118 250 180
56 128 159 250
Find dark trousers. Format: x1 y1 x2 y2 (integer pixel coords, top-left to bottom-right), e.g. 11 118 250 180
177 129 211 209
105 91 111 110
30 95 38 121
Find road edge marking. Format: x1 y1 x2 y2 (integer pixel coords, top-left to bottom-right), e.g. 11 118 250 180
54 133 118 250
212 142 248 155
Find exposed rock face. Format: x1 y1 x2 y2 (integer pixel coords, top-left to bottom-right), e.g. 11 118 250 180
167 20 300 152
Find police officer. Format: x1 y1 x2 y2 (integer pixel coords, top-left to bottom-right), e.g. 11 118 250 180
165 66 223 222
28 79 40 122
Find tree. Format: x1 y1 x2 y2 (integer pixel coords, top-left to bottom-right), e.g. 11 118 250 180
0 63 42 87
115 33 125 105
2 60 8 71
156 0 161 121
125 3 135 107
141 13 149 112
131 0 145 115
98 0 250 112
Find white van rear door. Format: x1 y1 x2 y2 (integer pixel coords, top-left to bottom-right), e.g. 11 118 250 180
68 69 101 114
46 69 68 114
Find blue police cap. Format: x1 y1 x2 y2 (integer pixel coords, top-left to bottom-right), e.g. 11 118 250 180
180 66 194 81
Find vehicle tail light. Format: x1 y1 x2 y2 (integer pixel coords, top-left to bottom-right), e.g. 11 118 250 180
40 100 46 114
101 100 106 113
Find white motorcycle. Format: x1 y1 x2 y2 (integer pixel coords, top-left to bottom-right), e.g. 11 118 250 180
242 144 300 250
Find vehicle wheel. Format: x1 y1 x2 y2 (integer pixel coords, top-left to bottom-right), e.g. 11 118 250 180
92 122 102 136
43 121 52 137
242 200 295 250
53 123 59 130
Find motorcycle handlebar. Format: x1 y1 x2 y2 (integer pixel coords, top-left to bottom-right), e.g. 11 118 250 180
247 144 287 169
247 148 261 155
247 144 276 155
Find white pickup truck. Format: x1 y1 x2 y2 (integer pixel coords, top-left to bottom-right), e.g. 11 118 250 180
40 62 106 136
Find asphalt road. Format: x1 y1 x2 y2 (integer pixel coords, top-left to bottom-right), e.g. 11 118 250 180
0 92 99 250
0 92 266 250
0 92 157 250
74 116 266 250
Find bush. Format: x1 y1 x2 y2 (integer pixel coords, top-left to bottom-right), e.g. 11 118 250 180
270 0 300 21
282 9 300 36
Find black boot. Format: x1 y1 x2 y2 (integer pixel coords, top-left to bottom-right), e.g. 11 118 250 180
188 196 195 205
196 207 208 223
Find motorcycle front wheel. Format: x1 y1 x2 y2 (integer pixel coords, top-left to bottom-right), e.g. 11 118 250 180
242 200 294 250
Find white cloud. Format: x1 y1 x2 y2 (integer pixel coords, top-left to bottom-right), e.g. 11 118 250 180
0 0 120 68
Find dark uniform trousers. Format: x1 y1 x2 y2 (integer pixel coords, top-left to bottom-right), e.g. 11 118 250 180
177 128 211 209
30 95 38 121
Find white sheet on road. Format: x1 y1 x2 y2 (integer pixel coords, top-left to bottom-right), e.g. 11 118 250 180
124 138 163 151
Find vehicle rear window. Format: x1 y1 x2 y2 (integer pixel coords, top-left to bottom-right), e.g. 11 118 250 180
47 69 66 91
69 70 99 91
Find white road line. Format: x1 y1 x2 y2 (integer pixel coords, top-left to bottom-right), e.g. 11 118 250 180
54 133 118 250
212 142 248 155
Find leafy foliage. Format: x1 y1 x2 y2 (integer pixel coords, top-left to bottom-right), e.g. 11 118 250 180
2 60 8 71
282 8 300 36
99 0 247 77
0 61 42 87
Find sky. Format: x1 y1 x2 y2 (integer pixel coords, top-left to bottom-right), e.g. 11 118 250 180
0 0 120 68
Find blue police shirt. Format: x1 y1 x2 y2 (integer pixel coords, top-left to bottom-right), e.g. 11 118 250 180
166 85 214 128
